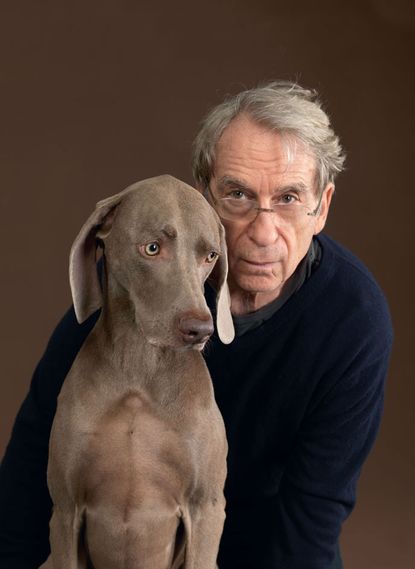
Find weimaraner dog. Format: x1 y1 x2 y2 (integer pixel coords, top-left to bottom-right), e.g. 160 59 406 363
47 175 235 569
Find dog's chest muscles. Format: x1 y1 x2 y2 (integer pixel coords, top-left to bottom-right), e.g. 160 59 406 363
65 349 224 510
80 392 192 508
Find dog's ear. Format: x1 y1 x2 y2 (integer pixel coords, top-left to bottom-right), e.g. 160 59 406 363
69 191 124 324
212 222 235 344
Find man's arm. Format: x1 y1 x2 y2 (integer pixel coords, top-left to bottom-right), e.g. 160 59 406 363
219 352 392 569
273 353 390 568
0 306 100 569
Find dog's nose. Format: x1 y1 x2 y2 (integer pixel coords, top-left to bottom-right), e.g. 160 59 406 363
178 316 214 345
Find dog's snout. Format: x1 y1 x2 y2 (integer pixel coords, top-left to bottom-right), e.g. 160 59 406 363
178 316 214 345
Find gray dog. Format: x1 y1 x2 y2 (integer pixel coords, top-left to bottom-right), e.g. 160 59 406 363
47 175 234 569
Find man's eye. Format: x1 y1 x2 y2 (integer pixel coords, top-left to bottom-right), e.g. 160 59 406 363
278 194 298 205
228 189 247 200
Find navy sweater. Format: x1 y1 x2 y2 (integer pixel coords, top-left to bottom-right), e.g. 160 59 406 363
0 234 393 569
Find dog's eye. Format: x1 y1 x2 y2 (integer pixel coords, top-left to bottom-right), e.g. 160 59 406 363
206 251 218 263
144 242 160 256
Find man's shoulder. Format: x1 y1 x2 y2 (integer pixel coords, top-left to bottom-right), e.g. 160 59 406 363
315 233 393 350
317 233 378 284
317 233 388 301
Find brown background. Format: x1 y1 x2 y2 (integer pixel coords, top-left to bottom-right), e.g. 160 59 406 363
1 1 414 567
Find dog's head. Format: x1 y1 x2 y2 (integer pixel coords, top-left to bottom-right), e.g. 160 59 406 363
70 175 234 349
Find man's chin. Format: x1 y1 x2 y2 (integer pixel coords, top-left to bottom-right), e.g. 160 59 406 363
232 273 284 295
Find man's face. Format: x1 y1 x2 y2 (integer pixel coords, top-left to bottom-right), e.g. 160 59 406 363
203 113 333 314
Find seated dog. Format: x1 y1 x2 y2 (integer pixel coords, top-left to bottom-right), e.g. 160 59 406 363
47 175 234 569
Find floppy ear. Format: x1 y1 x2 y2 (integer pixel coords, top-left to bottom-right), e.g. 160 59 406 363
69 191 124 324
212 222 235 344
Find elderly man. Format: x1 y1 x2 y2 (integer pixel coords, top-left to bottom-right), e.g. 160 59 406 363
0 81 392 569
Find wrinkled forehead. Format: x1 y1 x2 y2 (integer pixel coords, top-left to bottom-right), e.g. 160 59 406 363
113 183 221 246
214 115 320 192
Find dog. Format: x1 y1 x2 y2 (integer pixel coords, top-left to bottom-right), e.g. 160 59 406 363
47 175 234 569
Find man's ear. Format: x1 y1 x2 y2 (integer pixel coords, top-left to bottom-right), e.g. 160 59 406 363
314 183 334 235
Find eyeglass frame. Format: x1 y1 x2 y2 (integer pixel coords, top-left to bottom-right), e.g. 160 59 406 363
204 182 325 221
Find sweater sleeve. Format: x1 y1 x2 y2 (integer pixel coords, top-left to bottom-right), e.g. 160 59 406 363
274 353 390 568
219 350 392 569
0 306 100 569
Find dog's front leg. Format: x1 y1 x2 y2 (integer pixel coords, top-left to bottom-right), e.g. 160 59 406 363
49 503 87 569
184 499 226 569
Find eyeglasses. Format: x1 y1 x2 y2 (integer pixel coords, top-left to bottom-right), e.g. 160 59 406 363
205 185 324 224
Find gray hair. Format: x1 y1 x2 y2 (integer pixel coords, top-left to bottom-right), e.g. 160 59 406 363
191 80 345 194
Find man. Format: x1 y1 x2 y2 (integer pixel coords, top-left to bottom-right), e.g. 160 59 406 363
0 81 393 568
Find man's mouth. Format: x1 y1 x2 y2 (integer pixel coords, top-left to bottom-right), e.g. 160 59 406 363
242 259 278 268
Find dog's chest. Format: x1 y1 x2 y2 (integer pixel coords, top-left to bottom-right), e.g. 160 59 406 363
77 390 208 507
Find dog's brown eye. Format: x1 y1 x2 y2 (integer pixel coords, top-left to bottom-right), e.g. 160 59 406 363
206 251 218 263
144 242 160 256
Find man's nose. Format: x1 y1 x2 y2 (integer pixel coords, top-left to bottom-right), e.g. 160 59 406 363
247 210 279 246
